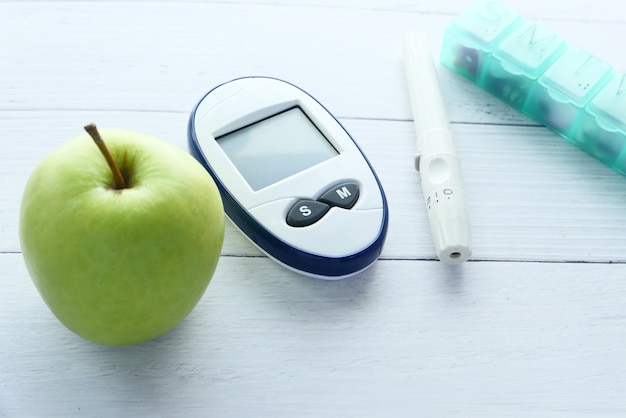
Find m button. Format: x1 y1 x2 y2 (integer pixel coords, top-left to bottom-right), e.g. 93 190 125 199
319 182 359 209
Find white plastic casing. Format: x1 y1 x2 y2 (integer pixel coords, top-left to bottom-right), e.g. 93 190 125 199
404 32 472 264
188 77 388 278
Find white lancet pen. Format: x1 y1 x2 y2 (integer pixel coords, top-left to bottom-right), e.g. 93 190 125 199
403 32 472 264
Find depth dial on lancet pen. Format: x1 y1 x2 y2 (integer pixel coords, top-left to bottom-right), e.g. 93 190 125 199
427 188 456 210
286 182 360 227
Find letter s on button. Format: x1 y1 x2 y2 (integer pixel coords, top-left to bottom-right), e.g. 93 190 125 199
287 199 330 227
299 205 312 217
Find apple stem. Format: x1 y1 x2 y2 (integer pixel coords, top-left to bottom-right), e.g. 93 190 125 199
84 123 127 190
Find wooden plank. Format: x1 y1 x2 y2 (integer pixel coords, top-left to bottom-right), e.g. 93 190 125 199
3 253 626 416
3 110 625 262
6 0 625 21
1 2 625 125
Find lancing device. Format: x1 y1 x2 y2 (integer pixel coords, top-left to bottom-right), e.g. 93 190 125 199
403 32 472 264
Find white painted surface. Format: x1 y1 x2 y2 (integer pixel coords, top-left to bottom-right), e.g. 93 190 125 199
2 1 626 417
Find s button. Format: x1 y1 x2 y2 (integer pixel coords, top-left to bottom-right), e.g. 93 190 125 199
286 200 330 227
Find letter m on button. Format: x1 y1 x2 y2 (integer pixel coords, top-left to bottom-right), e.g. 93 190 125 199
319 181 359 209
336 186 351 199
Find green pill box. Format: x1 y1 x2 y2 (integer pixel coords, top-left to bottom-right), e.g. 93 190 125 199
441 0 626 176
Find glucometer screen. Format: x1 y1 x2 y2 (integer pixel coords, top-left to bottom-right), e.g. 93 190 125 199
216 106 339 191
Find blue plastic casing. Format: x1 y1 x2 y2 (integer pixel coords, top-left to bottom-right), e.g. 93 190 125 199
188 77 388 279
441 0 626 176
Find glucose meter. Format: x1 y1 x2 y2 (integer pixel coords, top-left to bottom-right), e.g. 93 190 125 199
188 77 388 279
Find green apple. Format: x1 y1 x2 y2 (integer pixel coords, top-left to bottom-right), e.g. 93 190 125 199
19 125 225 345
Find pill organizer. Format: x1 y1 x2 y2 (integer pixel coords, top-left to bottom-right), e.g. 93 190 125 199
440 0 626 176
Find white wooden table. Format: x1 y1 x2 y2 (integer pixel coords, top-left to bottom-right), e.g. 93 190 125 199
2 1 626 416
